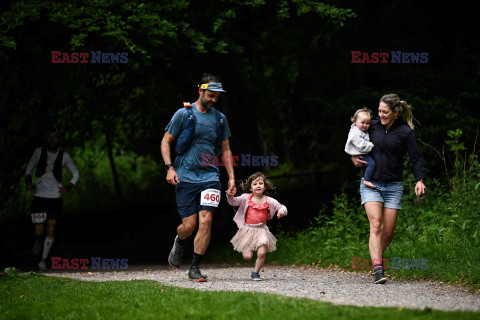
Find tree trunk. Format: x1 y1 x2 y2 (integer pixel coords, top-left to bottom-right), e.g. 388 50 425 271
106 133 124 204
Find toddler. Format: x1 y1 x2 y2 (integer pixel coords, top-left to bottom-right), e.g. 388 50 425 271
227 172 287 281
345 108 376 188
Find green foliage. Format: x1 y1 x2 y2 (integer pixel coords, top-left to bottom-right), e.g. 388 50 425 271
399 169 480 246
1 0 354 56
2 267 35 278
0 0 357 220
445 128 474 183
0 181 30 224
265 193 368 266
275 0 357 25
0 138 167 220
0 1 45 50
64 136 167 213
3 267 19 277
311 193 368 254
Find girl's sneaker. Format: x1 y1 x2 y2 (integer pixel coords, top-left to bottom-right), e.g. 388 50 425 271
251 272 262 281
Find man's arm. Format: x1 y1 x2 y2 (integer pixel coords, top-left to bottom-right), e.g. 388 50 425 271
221 138 236 196
60 153 80 194
25 148 41 190
161 131 180 185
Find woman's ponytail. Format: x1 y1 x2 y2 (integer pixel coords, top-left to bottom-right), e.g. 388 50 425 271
399 101 414 129
380 94 415 129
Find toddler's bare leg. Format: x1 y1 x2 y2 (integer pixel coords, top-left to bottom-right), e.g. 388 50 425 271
242 251 253 261
254 245 267 273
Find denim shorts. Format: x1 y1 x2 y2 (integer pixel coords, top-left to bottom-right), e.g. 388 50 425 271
175 180 222 219
360 178 403 210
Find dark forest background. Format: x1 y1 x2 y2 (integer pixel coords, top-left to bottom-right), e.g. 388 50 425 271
1 0 479 269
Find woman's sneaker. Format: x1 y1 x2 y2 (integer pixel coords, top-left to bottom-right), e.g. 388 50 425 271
188 266 207 282
373 267 387 284
168 236 184 268
251 272 262 281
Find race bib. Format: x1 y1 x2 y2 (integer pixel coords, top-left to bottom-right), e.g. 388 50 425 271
200 189 221 207
31 212 47 224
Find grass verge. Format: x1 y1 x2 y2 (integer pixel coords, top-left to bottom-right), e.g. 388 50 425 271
1 272 479 320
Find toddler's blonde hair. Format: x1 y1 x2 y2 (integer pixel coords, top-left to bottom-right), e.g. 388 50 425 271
351 107 372 123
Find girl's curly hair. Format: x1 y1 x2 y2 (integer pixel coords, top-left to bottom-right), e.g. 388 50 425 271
240 172 275 195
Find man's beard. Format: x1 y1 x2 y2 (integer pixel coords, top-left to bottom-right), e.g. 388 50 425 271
47 143 59 151
200 95 213 110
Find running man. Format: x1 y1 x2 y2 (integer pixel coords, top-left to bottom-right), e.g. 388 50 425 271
25 128 79 271
161 73 236 281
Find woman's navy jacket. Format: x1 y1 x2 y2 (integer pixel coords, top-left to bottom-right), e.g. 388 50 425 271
367 119 426 182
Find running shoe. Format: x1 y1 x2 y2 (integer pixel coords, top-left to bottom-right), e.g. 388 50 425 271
38 261 47 271
251 272 262 281
373 267 387 284
188 265 207 282
168 236 184 268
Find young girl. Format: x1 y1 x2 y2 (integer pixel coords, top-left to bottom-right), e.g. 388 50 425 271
227 172 287 281
344 108 376 189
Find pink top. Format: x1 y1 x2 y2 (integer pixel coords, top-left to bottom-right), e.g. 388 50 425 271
227 193 288 229
245 194 269 225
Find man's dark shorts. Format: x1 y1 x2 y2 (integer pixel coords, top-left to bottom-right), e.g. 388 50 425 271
31 196 63 223
175 181 222 219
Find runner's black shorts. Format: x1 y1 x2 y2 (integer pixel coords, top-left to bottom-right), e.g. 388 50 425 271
175 181 222 219
30 196 63 222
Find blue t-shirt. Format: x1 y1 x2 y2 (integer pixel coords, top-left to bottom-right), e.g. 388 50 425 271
165 103 231 183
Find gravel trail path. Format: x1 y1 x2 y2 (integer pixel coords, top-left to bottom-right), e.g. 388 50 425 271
46 264 480 312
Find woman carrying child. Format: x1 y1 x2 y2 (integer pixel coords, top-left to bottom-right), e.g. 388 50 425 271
352 94 427 284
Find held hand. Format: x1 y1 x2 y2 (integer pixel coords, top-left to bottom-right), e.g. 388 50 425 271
226 179 236 196
351 155 367 167
415 180 426 196
59 187 68 194
26 182 35 191
166 168 180 185
277 211 286 219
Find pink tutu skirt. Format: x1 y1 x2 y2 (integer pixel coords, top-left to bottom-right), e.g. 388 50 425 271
230 224 277 253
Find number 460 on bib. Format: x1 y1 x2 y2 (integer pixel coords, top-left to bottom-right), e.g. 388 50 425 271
200 189 221 207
